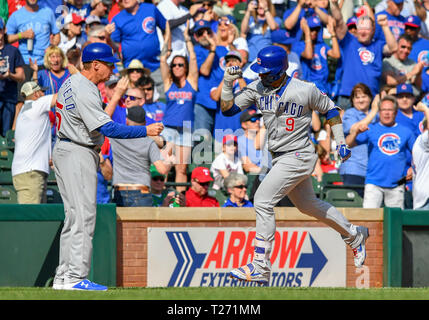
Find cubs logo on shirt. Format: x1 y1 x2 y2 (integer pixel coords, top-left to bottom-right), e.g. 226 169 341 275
142 16 155 34
417 50 429 67
311 54 322 71
358 47 375 65
219 56 226 71
378 133 401 155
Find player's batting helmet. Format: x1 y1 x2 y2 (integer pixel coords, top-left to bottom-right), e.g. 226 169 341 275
250 46 288 86
81 42 120 63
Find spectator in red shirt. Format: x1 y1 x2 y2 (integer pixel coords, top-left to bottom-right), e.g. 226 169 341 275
186 166 220 207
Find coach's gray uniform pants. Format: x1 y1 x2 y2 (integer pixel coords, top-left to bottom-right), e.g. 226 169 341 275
254 151 354 242
52 140 99 284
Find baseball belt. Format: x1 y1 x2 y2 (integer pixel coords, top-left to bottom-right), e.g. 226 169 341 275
114 185 150 194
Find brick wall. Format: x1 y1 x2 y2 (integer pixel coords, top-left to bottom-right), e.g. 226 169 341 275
116 207 383 288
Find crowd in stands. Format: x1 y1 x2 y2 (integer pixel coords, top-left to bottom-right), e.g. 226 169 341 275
0 0 428 209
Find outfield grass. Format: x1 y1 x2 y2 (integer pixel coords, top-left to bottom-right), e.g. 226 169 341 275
1 287 429 300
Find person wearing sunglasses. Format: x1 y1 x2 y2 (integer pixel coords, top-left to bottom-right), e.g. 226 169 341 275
150 164 186 207
223 173 253 207
185 166 219 207
160 21 198 192
381 34 423 95
136 76 166 125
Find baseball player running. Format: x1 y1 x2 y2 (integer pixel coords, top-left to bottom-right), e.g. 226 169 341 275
52 43 163 291
221 46 369 285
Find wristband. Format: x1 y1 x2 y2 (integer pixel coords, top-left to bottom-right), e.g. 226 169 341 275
209 50 216 53
18 32 22 40
221 84 234 101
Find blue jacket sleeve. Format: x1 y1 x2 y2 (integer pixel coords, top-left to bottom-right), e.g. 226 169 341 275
97 121 147 139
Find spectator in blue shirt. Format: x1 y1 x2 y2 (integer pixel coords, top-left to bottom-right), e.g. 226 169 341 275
223 173 253 207
375 0 407 40
339 83 378 197
330 1 398 110
0 17 25 137
346 95 416 209
110 0 166 99
67 0 92 18
405 15 429 66
136 76 166 125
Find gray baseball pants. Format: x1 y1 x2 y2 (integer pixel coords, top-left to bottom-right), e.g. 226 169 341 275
52 140 99 285
254 152 354 242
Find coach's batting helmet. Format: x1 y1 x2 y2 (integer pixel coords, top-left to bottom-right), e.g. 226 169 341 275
81 42 119 63
250 46 288 85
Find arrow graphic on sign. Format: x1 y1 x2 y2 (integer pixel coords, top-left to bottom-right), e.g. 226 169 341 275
296 234 328 286
166 232 206 287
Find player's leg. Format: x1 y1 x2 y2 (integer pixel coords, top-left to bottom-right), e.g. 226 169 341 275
52 142 74 289
229 153 313 284
288 176 369 267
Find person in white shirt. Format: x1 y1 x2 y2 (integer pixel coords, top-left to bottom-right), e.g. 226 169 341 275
210 134 244 190
412 102 429 209
12 81 56 204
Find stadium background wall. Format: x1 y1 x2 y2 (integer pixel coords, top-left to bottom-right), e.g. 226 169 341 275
116 207 384 288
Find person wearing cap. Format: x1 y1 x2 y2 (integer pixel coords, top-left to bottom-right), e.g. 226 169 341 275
269 29 302 79
374 0 407 40
405 15 429 66
192 18 228 137
58 13 87 54
136 75 167 125
375 0 417 20
346 95 416 209
393 83 425 138
11 81 56 204
330 1 398 110
109 106 174 207
346 16 358 36
240 0 278 63
84 15 102 37
211 50 251 151
150 164 186 207
52 42 164 291
237 109 264 175
110 0 166 99
294 16 340 94
223 173 253 207
381 33 423 95
210 134 244 191
0 17 25 137
186 166 220 207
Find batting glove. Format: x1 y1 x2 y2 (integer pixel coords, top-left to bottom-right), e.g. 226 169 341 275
224 66 242 87
337 144 351 162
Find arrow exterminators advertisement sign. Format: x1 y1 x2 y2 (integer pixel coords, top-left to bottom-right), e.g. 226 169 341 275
147 227 346 287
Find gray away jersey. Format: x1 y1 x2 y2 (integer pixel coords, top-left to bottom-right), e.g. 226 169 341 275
234 77 336 154
56 73 112 146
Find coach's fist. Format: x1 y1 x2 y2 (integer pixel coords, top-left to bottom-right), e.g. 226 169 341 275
337 144 351 163
146 122 164 136
224 66 242 87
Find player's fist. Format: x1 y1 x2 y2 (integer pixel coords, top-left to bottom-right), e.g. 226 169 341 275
146 122 164 136
224 66 242 87
337 144 351 162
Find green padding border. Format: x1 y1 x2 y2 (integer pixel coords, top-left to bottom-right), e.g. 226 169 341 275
0 204 117 287
383 207 429 287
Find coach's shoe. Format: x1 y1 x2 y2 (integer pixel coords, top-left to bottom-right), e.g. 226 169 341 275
344 225 369 268
63 279 108 291
230 262 270 285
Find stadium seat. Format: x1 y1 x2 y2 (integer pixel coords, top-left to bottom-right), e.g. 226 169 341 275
0 149 13 170
311 176 322 198
0 169 13 185
321 173 343 186
323 188 363 208
214 188 229 206
47 170 57 184
0 185 17 204
5 130 15 149
46 185 63 203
